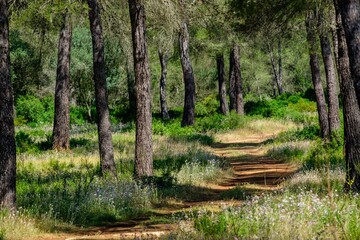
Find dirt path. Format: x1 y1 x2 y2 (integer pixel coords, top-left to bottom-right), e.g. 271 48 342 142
29 128 299 240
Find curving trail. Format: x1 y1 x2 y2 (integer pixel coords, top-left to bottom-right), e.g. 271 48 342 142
28 127 299 240
210 131 298 191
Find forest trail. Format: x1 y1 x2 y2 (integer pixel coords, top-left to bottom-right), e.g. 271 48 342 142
30 127 299 240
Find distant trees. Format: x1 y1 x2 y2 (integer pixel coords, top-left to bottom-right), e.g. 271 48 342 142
87 0 116 176
268 38 283 95
0 0 16 208
52 12 72 151
128 0 153 177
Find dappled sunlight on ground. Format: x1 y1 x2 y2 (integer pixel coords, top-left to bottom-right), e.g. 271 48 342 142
28 119 300 239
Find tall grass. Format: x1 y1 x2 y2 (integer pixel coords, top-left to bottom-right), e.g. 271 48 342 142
167 168 357 240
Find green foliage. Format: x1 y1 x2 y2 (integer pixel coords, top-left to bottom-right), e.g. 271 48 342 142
15 95 54 126
195 94 218 117
15 129 51 153
276 125 321 142
10 31 44 97
304 138 344 170
245 94 317 124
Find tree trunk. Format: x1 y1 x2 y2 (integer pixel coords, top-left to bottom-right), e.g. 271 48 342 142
277 38 284 94
229 44 244 115
335 0 360 191
52 13 72 151
0 0 16 209
338 0 360 106
128 0 153 177
229 47 236 111
318 11 341 136
216 54 229 115
268 39 284 96
306 12 329 139
179 20 195 126
158 48 170 120
87 0 116 176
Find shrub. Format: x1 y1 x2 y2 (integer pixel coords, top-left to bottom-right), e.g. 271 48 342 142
16 95 47 125
244 94 317 124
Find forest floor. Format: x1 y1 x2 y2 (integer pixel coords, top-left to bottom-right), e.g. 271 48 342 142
28 127 299 240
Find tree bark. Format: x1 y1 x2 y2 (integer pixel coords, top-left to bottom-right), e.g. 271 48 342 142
318 11 341 135
158 48 170 120
277 38 284 94
179 20 195 126
229 44 244 115
129 0 153 177
87 0 116 176
229 47 236 111
338 0 360 106
0 0 16 209
216 54 229 115
306 12 330 139
335 0 360 191
52 13 72 151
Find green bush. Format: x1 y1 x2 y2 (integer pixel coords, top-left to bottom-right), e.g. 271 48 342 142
16 95 47 125
244 94 317 124
304 138 344 169
195 94 219 117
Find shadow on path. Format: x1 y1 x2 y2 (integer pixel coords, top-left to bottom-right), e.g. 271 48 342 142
30 131 299 240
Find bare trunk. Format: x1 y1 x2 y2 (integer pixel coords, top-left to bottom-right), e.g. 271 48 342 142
179 21 195 127
339 0 360 106
88 0 116 176
306 12 330 139
129 0 153 177
336 0 360 191
0 0 16 209
229 47 236 111
229 44 244 115
318 11 341 135
277 38 283 94
158 48 170 120
216 54 229 115
52 13 72 150
125 58 136 116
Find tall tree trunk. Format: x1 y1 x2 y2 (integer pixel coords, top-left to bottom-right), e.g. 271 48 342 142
0 0 16 209
216 54 229 115
229 44 244 115
128 0 153 177
179 8 195 127
87 0 116 176
229 47 236 111
52 13 72 151
158 48 170 120
335 0 360 191
277 38 283 94
318 11 341 135
306 12 330 139
338 0 360 105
